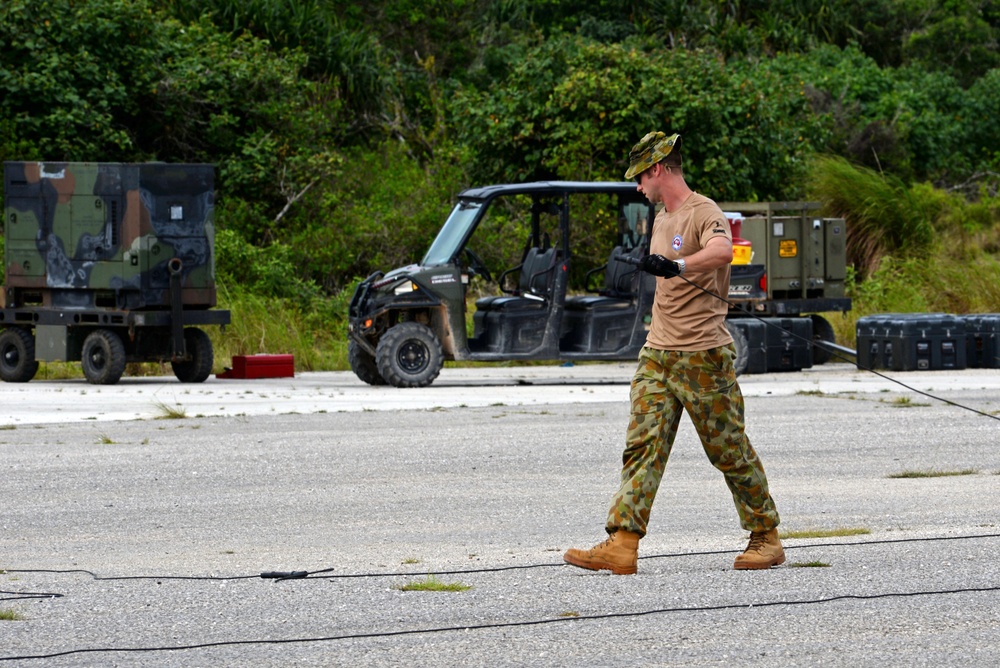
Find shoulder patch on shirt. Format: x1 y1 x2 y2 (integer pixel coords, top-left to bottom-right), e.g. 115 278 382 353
712 227 728 235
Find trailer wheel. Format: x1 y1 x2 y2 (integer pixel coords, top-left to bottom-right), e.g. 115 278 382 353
0 327 39 383
810 314 836 365
729 325 749 377
81 329 126 385
349 340 386 386
375 322 443 388
171 328 214 383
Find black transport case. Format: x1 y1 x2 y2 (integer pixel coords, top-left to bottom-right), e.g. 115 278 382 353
962 313 1000 369
728 317 812 373
761 317 813 372
856 313 966 371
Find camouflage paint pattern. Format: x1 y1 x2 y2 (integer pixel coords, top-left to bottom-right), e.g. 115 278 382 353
607 344 780 536
3 162 217 310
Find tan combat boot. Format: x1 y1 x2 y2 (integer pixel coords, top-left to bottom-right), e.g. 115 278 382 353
733 528 785 570
563 530 640 575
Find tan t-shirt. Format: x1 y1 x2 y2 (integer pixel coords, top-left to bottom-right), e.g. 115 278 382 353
645 192 734 351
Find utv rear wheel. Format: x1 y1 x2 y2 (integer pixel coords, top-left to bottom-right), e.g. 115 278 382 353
810 314 836 365
375 322 443 388
171 327 214 383
81 329 126 385
349 340 386 386
0 327 39 383
729 325 749 376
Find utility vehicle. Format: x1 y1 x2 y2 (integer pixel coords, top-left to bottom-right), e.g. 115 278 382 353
348 182 849 387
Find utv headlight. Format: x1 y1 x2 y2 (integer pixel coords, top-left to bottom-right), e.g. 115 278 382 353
393 281 418 295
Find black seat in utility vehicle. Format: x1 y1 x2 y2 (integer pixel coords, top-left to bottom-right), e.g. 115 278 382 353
561 245 651 353
475 245 559 313
471 245 563 353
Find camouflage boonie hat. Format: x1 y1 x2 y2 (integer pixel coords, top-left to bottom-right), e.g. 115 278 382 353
624 131 680 179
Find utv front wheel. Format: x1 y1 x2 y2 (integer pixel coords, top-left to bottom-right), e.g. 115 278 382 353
0 327 39 383
349 340 386 386
375 322 443 388
81 329 126 385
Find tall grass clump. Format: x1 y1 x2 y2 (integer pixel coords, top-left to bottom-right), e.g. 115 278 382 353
806 155 935 278
807 156 1000 347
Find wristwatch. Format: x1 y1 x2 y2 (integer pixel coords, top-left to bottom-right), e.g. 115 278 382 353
676 258 686 275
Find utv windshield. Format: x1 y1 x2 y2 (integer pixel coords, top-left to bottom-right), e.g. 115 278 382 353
421 200 483 266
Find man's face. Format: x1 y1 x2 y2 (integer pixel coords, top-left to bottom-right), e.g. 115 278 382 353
635 164 660 203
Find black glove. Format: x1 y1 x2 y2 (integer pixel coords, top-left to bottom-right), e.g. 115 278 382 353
638 254 682 278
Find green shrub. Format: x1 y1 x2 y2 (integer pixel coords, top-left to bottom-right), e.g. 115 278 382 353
280 140 472 292
214 228 322 305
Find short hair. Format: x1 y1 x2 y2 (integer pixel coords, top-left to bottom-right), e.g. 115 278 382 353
661 135 682 168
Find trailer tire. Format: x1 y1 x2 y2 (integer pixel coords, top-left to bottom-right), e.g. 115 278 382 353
349 340 386 386
729 325 749 377
172 328 214 383
375 322 443 388
0 327 39 383
81 329 126 385
810 314 836 365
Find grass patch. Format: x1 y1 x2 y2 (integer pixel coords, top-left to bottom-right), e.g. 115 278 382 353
213 285 345 373
0 609 26 621
395 575 471 592
96 433 115 444
401 558 421 565
780 527 871 539
558 611 581 617
789 561 832 568
153 400 187 420
879 396 931 408
888 468 978 479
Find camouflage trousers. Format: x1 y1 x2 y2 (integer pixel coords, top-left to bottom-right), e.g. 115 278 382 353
607 345 780 536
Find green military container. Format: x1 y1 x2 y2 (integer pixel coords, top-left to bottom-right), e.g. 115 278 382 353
718 201 851 369
0 162 230 385
718 201 849 309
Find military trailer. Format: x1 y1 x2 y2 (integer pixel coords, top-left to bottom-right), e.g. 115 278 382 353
347 182 850 388
0 161 230 385
719 201 851 371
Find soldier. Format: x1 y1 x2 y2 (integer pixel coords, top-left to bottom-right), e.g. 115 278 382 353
563 132 784 574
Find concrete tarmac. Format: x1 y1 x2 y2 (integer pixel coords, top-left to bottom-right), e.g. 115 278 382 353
1 363 998 666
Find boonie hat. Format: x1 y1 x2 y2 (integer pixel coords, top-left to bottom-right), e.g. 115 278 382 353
624 131 680 179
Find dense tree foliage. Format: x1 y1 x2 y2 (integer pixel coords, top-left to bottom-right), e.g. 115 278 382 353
452 36 826 197
1 0 998 298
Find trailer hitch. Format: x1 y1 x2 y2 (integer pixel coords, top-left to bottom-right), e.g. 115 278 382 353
168 257 186 361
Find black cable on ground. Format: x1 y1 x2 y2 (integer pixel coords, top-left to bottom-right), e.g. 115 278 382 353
0 589 63 602
1 584 997 662
1 568 260 582
5 531 999 583
2 533 997 661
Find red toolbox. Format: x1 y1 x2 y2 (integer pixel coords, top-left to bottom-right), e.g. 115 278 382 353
217 355 295 379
